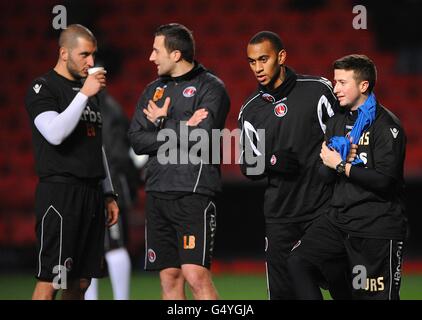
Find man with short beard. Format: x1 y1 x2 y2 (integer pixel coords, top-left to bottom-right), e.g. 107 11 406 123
25 24 119 300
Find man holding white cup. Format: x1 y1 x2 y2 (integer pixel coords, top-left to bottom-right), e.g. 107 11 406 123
88 66 106 75
25 24 119 300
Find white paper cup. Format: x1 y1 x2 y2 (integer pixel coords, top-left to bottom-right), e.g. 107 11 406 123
88 67 106 75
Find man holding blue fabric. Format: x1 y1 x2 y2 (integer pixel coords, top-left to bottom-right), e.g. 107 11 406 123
288 54 407 300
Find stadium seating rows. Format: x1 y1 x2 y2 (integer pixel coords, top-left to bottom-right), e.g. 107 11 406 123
0 0 421 245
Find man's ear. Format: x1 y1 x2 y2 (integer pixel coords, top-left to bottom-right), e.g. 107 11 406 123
359 80 369 94
278 49 287 65
60 47 69 62
172 50 182 62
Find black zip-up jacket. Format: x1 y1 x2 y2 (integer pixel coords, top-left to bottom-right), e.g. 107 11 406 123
322 104 407 239
129 63 230 196
238 67 337 223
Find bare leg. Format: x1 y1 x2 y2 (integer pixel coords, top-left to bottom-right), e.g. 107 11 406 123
62 278 91 300
160 268 186 300
182 264 218 300
32 281 58 300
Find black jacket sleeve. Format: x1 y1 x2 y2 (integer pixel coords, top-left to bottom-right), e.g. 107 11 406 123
318 164 337 184
349 166 394 193
101 146 117 198
128 87 167 155
317 78 338 135
238 115 267 180
163 78 230 148
318 111 340 183
239 153 267 180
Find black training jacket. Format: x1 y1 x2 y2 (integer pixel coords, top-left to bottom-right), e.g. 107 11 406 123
129 63 230 196
239 67 337 223
325 104 407 240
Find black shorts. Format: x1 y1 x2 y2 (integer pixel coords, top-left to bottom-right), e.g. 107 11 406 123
291 215 404 300
145 193 217 271
34 178 105 282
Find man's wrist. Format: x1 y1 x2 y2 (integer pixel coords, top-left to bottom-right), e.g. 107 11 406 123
335 160 347 174
104 192 118 201
154 116 167 129
77 91 89 100
345 163 352 177
79 88 91 98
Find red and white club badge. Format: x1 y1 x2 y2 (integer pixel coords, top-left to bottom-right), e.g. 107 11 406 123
274 103 288 117
64 257 73 271
270 154 277 166
183 86 197 98
147 249 156 263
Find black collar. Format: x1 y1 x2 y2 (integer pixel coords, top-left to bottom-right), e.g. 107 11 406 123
51 69 83 87
259 66 298 102
160 61 206 83
347 109 359 121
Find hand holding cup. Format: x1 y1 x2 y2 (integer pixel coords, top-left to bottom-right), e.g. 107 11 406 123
81 67 107 97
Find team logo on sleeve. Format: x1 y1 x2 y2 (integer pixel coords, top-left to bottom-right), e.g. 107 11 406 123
33 84 42 94
147 249 156 263
153 86 165 102
390 128 399 139
183 86 196 98
274 103 288 117
270 155 277 166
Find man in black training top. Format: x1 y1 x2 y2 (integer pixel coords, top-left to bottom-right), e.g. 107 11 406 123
129 23 230 300
288 54 407 300
25 24 119 300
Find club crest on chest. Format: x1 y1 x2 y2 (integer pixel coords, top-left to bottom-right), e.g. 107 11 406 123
274 102 288 117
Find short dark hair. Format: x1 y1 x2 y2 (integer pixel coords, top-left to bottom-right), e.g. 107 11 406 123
59 24 97 49
155 23 195 63
249 31 284 53
333 54 377 93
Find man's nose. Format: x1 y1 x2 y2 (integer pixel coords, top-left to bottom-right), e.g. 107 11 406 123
333 83 340 94
149 51 155 62
87 55 94 67
255 62 263 73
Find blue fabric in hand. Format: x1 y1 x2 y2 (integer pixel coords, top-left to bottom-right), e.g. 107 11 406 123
328 93 376 165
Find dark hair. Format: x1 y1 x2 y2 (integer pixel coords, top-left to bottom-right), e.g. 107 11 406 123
249 31 284 53
333 54 377 93
155 23 195 63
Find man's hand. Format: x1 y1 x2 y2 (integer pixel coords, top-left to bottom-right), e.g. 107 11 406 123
80 70 106 97
105 197 119 227
143 97 170 124
320 141 343 169
347 142 358 163
187 108 208 126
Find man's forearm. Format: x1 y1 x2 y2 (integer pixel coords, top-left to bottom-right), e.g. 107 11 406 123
34 92 88 145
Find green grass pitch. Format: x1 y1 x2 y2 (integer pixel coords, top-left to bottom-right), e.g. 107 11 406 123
0 272 421 300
